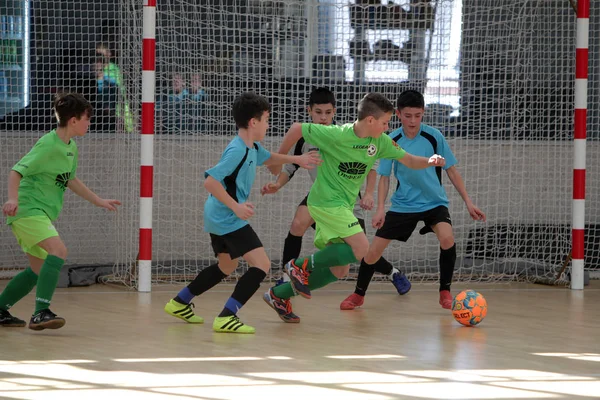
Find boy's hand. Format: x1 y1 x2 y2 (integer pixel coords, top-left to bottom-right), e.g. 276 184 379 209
428 154 446 167
372 209 386 229
467 203 486 221
2 199 18 216
234 202 255 220
360 193 375 210
297 150 322 170
261 182 281 196
97 199 122 212
267 164 282 176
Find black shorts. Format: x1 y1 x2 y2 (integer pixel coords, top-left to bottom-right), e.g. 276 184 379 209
299 194 309 207
299 194 366 232
375 206 451 242
209 225 263 259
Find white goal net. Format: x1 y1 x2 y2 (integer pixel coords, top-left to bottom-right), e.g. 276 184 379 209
0 0 598 288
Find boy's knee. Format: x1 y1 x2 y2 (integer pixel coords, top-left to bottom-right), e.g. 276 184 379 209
364 247 382 265
330 265 349 279
219 260 239 275
352 247 367 262
49 245 67 260
290 217 310 236
439 236 455 250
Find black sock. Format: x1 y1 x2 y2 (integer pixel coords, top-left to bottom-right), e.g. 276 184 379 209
174 263 227 304
354 259 376 296
218 267 267 317
373 256 394 275
439 244 456 292
282 232 303 267
354 257 396 296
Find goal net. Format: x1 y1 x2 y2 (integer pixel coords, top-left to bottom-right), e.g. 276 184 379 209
0 0 597 288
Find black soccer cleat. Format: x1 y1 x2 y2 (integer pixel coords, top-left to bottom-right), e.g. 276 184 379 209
29 309 66 331
0 308 26 327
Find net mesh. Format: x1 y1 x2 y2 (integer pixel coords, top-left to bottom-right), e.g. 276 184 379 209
0 0 598 287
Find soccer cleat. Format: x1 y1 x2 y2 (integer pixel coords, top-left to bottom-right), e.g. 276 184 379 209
285 259 311 299
212 315 255 334
439 290 453 309
275 272 291 286
391 270 411 295
29 309 65 331
340 293 365 310
164 299 204 324
263 288 300 323
0 308 26 327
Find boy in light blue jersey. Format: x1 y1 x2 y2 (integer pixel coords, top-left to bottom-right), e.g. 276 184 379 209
341 90 486 311
164 92 320 334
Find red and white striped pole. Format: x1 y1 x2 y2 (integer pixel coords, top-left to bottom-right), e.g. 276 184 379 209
572 0 589 290
139 0 156 292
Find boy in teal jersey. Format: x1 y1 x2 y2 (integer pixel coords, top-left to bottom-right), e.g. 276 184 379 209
341 90 486 311
263 93 446 323
0 93 121 331
163 92 320 334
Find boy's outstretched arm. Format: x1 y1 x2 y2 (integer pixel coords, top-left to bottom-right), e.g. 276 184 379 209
446 166 486 221
68 178 121 212
264 151 320 168
398 153 445 169
204 176 254 220
2 171 21 216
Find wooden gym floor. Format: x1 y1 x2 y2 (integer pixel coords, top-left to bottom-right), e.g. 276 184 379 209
0 281 599 399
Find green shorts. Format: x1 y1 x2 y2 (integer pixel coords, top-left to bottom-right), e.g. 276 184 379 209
308 205 364 249
10 215 59 259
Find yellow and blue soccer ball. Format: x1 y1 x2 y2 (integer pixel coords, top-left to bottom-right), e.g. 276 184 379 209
452 289 487 327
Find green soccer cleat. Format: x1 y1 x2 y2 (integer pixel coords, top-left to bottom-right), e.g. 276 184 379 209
212 315 255 334
164 299 204 324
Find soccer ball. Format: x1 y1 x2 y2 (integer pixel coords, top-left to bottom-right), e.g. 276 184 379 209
452 290 487 327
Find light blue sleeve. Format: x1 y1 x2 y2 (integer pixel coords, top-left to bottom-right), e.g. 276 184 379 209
255 142 272 166
377 158 393 176
204 144 246 181
437 134 458 170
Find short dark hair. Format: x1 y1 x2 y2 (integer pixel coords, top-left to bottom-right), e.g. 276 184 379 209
232 92 271 129
309 87 336 108
53 93 93 127
357 93 394 120
397 90 425 110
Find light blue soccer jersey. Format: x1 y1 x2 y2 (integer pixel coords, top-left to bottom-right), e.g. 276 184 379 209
378 124 457 213
204 136 271 235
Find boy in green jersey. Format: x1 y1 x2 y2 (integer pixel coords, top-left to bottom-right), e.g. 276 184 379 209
263 93 446 322
0 93 121 331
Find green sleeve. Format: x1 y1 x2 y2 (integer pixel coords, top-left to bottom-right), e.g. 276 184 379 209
12 138 50 177
377 134 407 160
301 123 339 150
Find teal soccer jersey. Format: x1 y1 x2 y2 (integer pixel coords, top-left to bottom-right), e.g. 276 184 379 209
204 136 271 235
378 123 457 213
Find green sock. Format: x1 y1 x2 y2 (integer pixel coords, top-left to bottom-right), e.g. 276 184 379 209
307 266 339 290
0 268 38 310
295 243 358 272
272 282 296 300
34 255 65 313
272 267 340 300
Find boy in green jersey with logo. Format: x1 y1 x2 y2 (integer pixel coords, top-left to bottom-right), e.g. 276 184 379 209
0 93 121 331
263 93 446 322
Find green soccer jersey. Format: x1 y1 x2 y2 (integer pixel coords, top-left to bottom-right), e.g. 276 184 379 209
8 130 78 224
302 122 406 208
